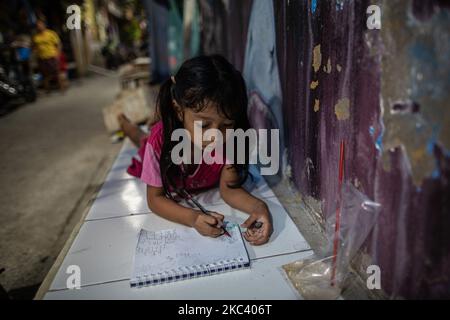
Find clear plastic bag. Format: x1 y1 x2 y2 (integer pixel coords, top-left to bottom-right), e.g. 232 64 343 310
283 256 342 299
283 182 381 299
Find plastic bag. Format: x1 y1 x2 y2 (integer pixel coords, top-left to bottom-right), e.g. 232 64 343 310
283 256 342 299
283 182 381 299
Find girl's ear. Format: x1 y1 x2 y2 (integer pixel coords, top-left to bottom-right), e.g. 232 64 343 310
172 99 183 122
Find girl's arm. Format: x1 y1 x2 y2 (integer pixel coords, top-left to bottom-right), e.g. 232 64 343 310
147 185 225 237
219 165 273 245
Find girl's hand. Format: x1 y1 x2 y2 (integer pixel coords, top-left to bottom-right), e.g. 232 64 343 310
241 202 273 246
192 211 225 238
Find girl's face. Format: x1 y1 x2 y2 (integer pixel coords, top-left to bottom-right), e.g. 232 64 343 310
175 101 235 150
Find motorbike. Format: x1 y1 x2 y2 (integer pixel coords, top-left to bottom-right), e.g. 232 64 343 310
0 42 37 110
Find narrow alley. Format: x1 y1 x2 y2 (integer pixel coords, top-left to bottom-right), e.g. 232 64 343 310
0 74 121 298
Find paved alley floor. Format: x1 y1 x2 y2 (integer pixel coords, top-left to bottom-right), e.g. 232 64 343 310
0 74 123 298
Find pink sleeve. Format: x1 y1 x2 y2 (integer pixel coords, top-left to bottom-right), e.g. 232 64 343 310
140 121 164 187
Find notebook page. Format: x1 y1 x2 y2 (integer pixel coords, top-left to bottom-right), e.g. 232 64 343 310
132 224 249 279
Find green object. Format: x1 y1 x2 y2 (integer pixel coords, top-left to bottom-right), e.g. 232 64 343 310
168 0 184 73
124 19 142 44
185 0 200 58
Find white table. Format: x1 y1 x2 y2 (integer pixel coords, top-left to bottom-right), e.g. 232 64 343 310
41 139 312 299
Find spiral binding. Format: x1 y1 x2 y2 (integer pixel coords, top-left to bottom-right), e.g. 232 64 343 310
130 257 250 288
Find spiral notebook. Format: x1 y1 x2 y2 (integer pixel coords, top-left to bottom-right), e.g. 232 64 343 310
130 224 250 287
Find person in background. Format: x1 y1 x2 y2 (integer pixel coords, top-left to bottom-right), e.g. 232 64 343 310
58 50 68 89
32 19 65 92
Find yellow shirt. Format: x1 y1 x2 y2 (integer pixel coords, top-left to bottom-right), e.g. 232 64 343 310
33 29 60 59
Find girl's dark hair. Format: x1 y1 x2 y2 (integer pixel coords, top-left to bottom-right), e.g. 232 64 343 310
156 54 251 198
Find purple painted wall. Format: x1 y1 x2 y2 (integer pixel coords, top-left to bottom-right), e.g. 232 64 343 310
203 0 450 298
272 0 449 298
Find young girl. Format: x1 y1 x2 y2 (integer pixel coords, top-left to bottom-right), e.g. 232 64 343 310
140 55 272 245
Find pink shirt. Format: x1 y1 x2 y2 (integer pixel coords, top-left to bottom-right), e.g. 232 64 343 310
141 121 225 191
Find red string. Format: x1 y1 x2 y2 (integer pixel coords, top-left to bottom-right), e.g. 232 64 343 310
331 140 345 286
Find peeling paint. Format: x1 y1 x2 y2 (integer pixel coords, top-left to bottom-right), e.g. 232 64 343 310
312 44 322 72
336 64 342 72
311 0 317 14
310 80 319 89
334 97 350 120
380 0 450 186
314 99 320 112
335 0 344 11
323 57 332 73
411 147 428 169
376 130 384 154
426 125 440 155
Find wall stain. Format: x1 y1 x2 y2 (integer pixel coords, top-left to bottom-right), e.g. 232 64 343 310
314 99 320 112
380 0 450 186
312 44 322 72
323 57 332 73
334 97 350 120
310 80 319 89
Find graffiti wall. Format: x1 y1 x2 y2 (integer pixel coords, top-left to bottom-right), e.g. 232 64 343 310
147 0 450 298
